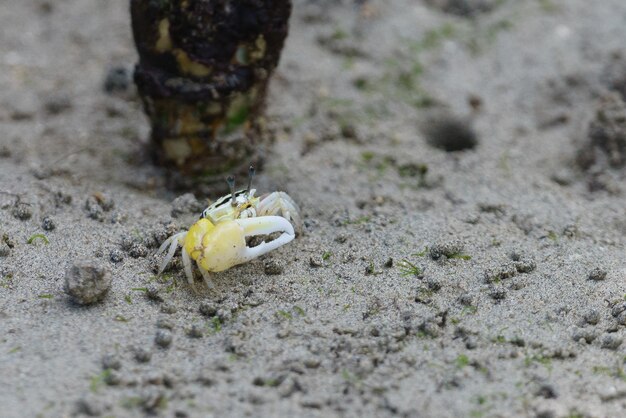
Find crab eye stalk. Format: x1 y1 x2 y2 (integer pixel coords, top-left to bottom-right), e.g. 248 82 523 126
130 0 293 189
226 175 237 207
246 164 256 194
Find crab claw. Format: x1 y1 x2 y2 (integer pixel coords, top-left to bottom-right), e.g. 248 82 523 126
186 216 294 273
237 216 295 262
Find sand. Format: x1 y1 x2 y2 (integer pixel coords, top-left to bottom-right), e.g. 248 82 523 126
2 0 626 417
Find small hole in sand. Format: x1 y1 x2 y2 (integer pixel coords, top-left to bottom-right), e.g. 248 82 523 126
423 114 478 152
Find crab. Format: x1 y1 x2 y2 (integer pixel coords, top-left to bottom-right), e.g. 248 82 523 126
156 166 301 290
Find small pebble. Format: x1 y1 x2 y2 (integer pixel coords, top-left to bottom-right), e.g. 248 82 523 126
171 193 203 218
217 308 232 322
54 190 72 206
109 249 124 263
588 267 607 281
340 123 357 139
426 279 442 291
11 203 32 220
509 278 525 291
601 334 622 350
144 371 174 387
104 100 127 118
94 192 114 210
74 397 103 417
536 383 558 399
304 359 321 369
101 354 121 370
156 318 174 330
155 330 173 348
64 261 112 305
109 212 127 224
2 234 16 248
10 94 37 120
0 145 11 158
611 302 626 317
187 324 204 339
334 234 348 244
248 392 266 405
489 287 507 300
142 372 162 386
419 319 440 338
562 223 578 238
103 66 132 93
598 385 624 402
129 243 148 258
279 376 303 398
134 347 152 363
160 303 177 314
44 94 72 115
146 286 164 303
31 167 52 180
120 234 135 251
252 376 266 386
41 216 56 231
93 192 115 212
240 276 254 286
582 310 600 326
85 197 104 221
264 259 284 275
465 336 478 350
484 263 518 283
509 251 536 273
151 230 168 248
105 370 122 386
365 263 377 275
140 389 167 413
199 302 217 317
196 370 216 387
572 329 596 344
309 256 323 268
430 239 465 260
551 168 575 186
458 294 474 306
606 322 620 332
0 242 10 257
384 257 393 268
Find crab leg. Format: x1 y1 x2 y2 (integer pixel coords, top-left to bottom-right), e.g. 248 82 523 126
235 216 295 263
198 266 214 289
157 232 183 274
257 192 302 232
156 231 186 273
181 245 194 288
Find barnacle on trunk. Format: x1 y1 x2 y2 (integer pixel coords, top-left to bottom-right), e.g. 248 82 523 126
130 0 292 186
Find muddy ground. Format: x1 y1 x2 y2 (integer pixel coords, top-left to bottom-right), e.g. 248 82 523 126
2 0 626 417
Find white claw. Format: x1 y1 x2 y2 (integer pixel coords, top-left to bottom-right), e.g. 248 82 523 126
236 216 295 263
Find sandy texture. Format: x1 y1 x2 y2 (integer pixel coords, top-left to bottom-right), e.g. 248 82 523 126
2 0 626 417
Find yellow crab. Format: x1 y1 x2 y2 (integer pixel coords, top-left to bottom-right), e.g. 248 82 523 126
156 167 301 289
